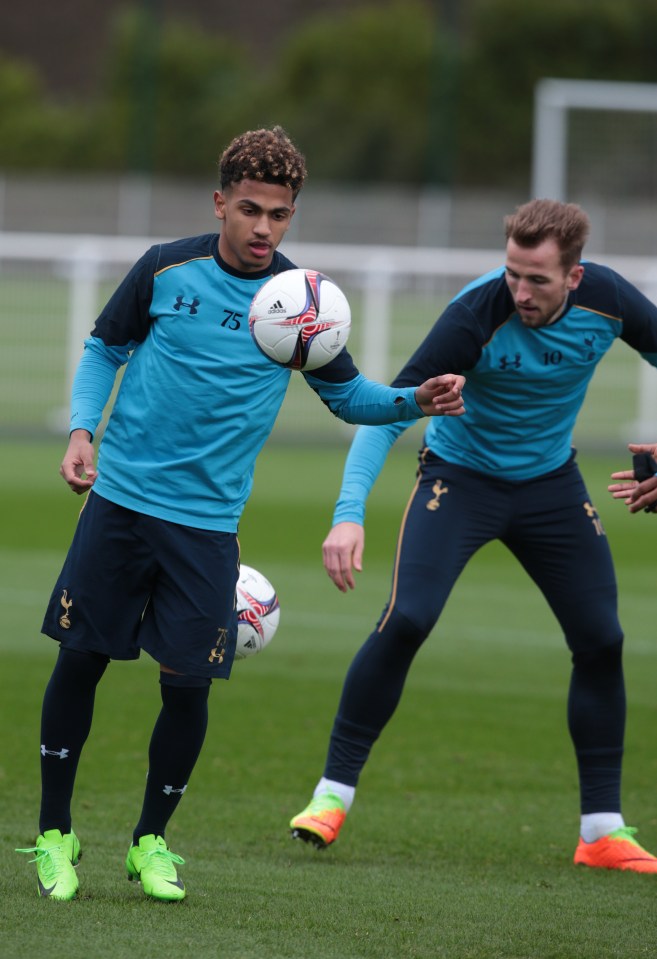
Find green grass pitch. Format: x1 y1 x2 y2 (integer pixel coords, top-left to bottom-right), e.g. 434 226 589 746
1 439 657 958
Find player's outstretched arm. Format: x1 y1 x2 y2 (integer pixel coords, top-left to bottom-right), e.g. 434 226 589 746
323 521 365 592
415 374 466 417
608 442 657 513
60 428 97 494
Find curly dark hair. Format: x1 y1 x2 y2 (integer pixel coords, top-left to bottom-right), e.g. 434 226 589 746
504 198 590 270
219 126 307 199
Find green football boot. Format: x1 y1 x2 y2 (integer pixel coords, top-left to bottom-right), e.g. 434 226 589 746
126 834 186 901
16 828 82 900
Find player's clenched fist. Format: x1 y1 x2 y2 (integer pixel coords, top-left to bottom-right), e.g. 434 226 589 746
415 374 466 416
60 429 97 494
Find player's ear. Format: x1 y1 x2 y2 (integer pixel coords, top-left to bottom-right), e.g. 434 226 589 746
567 264 584 291
214 190 226 222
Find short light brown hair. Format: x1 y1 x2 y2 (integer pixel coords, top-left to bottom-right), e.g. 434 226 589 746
504 199 590 269
219 126 307 200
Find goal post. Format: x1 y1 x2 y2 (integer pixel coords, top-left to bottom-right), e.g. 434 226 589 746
532 77 657 442
532 78 657 201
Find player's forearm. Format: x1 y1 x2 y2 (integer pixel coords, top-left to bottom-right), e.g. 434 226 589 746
332 423 403 525
309 372 424 425
69 337 127 437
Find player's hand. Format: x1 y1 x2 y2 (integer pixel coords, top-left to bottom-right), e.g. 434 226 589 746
60 429 97 494
608 442 657 513
415 374 466 417
322 521 365 592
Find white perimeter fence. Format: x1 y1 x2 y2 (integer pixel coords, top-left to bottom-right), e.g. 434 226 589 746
1 231 657 450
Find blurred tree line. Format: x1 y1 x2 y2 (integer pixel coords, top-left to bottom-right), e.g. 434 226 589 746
1 0 657 189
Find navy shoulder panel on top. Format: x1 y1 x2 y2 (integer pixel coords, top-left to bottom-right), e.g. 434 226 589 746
391 267 512 386
92 235 299 348
574 261 657 352
571 262 622 316
152 233 219 271
92 233 220 347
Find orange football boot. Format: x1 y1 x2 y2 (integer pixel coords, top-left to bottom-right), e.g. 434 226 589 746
574 827 657 873
290 792 346 849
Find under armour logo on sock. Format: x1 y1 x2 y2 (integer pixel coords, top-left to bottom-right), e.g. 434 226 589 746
41 745 69 759
162 784 188 796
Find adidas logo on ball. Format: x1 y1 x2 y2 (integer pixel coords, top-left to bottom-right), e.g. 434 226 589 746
267 300 287 314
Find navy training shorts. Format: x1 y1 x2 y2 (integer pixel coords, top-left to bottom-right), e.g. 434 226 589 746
42 490 241 679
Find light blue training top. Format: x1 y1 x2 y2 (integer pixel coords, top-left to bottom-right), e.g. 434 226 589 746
333 262 657 525
70 233 426 531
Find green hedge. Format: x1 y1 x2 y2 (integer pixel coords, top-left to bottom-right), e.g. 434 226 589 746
1 0 657 187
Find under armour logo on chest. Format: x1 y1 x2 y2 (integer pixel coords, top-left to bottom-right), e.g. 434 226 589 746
173 295 200 314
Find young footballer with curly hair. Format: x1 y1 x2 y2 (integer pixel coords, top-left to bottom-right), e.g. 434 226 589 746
17 127 464 902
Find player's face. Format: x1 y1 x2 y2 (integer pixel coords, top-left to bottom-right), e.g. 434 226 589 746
214 179 296 273
505 237 584 328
